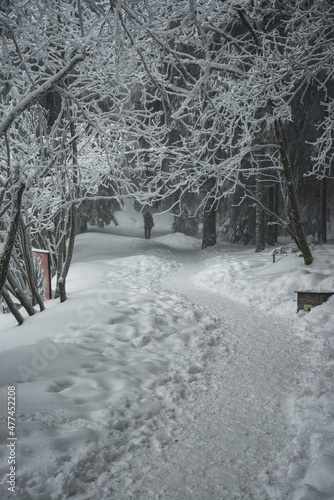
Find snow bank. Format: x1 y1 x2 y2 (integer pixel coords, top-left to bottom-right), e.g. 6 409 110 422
0 233 209 500
191 242 334 499
154 232 201 250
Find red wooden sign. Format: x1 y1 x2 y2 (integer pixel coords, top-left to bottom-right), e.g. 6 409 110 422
33 249 52 301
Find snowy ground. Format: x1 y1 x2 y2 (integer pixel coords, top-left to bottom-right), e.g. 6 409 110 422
1 202 334 499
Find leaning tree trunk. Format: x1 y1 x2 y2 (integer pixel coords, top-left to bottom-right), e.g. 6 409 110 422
0 183 25 293
202 179 217 249
1 287 24 326
273 117 313 265
7 270 36 316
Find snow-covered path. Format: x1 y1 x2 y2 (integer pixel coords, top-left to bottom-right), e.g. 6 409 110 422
115 246 303 499
2 227 333 500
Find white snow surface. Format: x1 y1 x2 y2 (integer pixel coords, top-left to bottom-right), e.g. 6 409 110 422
1 203 334 500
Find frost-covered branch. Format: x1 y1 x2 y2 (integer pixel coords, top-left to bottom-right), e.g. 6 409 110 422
0 52 85 138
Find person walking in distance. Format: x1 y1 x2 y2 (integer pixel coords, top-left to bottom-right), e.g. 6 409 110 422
143 210 154 239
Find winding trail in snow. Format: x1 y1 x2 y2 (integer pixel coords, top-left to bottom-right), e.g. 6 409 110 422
127 247 304 499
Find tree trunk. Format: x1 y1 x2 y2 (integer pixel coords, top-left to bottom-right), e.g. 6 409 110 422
0 183 25 293
273 117 313 264
7 270 36 316
19 216 45 311
54 237 64 300
321 177 327 243
202 180 217 249
255 177 265 252
56 110 78 302
267 185 276 246
1 287 24 326
274 184 279 243
54 206 67 299
58 203 77 303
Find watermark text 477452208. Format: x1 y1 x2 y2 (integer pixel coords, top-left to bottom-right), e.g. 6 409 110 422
7 386 16 493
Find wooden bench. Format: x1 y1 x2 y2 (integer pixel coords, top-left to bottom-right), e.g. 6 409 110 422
295 290 334 312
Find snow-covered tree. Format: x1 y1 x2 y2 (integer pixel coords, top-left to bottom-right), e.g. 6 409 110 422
2 0 334 324
119 0 334 263
0 0 150 317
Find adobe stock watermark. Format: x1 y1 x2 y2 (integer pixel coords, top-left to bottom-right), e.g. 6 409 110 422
7 386 17 494
16 285 113 382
